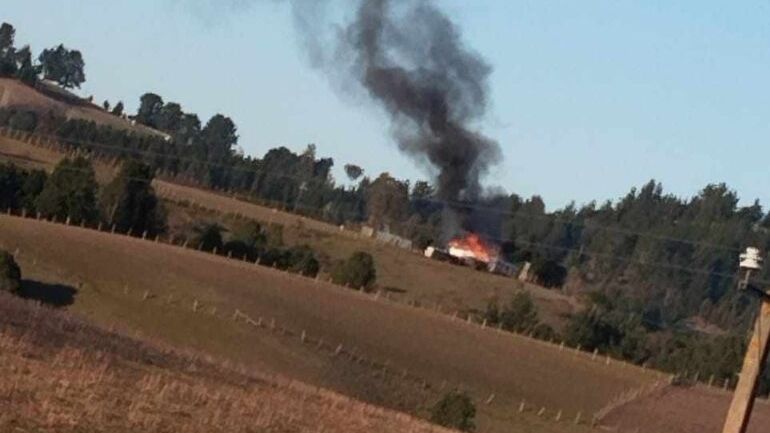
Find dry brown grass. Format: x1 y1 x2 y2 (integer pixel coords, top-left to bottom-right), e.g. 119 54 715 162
597 383 770 433
0 78 165 137
0 214 661 433
0 293 459 433
0 130 578 328
154 180 580 328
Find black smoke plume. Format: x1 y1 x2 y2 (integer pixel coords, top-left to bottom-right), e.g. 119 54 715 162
217 0 503 237
292 0 501 236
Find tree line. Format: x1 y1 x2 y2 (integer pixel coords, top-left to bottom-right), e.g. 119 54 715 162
1 22 85 89
3 20 769 393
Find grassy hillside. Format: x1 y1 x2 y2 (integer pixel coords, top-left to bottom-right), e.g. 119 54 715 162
599 384 769 433
0 214 662 433
0 292 457 433
0 132 579 328
0 78 165 137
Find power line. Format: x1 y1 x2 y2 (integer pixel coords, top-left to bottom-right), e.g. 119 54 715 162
0 126 757 255
7 159 766 289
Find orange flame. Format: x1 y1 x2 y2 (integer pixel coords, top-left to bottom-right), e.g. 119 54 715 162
447 233 498 263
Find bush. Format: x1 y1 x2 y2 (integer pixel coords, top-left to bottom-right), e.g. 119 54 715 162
430 390 476 432
259 247 290 269
0 108 38 132
192 223 224 252
286 245 320 277
8 110 38 132
331 251 376 290
0 250 21 295
100 159 166 236
223 239 253 260
499 292 539 333
35 157 99 224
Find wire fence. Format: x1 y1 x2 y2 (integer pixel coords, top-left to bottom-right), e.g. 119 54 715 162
3 126 769 432
6 206 764 433
0 125 756 255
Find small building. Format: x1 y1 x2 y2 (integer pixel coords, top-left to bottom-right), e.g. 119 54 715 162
487 258 518 277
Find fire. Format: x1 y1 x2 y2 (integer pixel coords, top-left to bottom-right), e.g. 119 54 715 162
447 233 498 263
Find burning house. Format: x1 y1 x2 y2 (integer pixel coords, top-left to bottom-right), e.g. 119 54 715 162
425 233 517 277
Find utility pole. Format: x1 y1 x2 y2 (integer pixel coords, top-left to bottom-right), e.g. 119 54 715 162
722 247 770 433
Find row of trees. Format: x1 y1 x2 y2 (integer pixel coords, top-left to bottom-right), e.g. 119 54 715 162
0 158 165 236
0 249 21 296
1 22 86 88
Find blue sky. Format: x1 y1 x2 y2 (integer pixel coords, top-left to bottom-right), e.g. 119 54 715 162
4 1 770 210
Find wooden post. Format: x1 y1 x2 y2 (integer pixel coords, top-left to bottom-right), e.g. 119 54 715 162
721 298 770 433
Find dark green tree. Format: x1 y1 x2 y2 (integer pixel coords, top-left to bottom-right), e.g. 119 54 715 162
192 223 224 253
111 101 124 116
7 109 37 132
0 162 23 210
0 250 21 295
35 157 99 224
20 169 46 212
286 245 320 277
499 292 539 333
157 102 184 133
344 164 364 181
14 46 39 85
430 390 476 432
367 172 409 229
0 22 17 76
135 93 164 128
100 160 166 236
38 44 85 88
331 251 377 290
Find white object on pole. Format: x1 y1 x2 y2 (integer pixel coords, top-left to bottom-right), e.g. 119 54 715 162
739 247 763 271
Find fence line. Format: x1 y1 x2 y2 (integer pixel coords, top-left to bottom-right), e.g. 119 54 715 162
1 206 691 381
9 206 759 433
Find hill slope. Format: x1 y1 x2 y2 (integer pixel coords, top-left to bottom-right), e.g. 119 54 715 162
0 78 165 137
0 131 579 328
0 214 660 433
0 292 456 433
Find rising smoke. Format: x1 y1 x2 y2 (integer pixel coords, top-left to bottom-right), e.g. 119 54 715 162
214 0 503 237
292 0 500 204
291 0 502 238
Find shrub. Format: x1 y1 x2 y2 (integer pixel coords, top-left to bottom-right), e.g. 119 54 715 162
223 239 253 260
100 159 166 236
430 390 476 432
8 110 38 132
35 157 99 224
331 251 376 290
499 292 539 333
0 250 21 295
286 245 320 277
192 223 224 252
259 247 290 269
